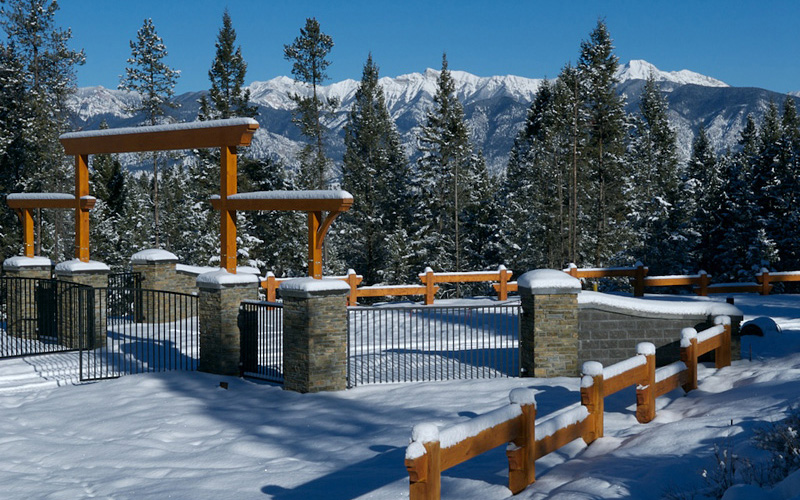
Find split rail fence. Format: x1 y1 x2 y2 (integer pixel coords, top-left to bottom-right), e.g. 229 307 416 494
404 316 733 499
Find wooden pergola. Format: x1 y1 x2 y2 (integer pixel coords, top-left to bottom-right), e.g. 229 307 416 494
7 118 353 277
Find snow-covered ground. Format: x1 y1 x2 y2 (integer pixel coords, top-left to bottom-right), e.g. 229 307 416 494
1 293 800 499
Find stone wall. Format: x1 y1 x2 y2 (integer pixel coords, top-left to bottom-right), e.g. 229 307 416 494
521 292 579 378
54 262 110 349
197 282 259 375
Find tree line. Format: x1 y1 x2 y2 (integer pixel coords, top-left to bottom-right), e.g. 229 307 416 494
2 1 799 294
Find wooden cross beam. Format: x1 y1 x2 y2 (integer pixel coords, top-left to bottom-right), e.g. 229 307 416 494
210 190 354 278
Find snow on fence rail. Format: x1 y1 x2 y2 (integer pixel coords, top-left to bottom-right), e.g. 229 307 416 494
404 315 733 499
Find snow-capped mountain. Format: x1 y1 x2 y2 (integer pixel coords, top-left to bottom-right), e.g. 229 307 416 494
67 60 797 173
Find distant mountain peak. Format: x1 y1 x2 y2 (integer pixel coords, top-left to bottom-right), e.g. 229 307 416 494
616 59 729 88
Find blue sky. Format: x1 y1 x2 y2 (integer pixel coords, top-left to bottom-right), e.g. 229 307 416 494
57 0 800 94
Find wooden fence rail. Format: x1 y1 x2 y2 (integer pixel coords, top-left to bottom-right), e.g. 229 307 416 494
404 316 732 499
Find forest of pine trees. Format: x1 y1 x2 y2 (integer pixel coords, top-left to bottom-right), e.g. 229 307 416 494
2 5 800 291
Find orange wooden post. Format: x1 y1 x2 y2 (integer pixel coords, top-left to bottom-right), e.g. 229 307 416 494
580 361 604 442
422 268 435 305
220 145 238 273
17 208 35 258
633 262 646 297
262 273 277 302
507 388 537 493
308 211 323 279
497 265 510 301
346 269 360 306
635 343 656 424
406 423 440 500
74 153 91 262
680 328 698 392
760 269 771 295
697 271 709 296
715 316 732 369
566 263 578 278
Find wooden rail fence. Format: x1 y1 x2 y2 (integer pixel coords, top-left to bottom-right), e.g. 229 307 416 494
404 316 733 499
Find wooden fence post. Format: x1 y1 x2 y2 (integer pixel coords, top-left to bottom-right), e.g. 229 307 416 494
697 271 709 296
635 343 656 424
680 328 698 392
580 361 604 442
566 263 578 278
507 388 537 493
345 269 360 306
715 316 732 369
760 268 771 296
406 423 441 500
497 265 510 301
263 272 277 302
422 267 436 305
634 261 646 297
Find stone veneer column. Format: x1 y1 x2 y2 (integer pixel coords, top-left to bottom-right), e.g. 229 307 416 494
2 256 53 338
280 278 350 393
197 269 260 375
54 259 111 349
518 269 582 378
131 249 180 322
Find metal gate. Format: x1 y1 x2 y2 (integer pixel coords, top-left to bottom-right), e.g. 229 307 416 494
239 300 284 384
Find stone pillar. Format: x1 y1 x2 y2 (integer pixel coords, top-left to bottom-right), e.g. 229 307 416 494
197 269 260 375
131 249 180 322
2 256 53 339
518 269 581 378
280 278 350 393
54 259 110 349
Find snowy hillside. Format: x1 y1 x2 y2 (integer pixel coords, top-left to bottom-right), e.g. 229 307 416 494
67 60 796 173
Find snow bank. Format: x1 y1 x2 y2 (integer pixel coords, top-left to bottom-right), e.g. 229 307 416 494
54 259 110 273
439 404 522 449
279 277 350 298
130 249 178 264
517 269 581 293
579 291 741 318
3 256 52 269
195 269 260 289
603 355 646 379
60 117 258 140
534 403 589 440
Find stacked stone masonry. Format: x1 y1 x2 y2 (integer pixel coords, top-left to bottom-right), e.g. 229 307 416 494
3 265 52 339
198 284 258 376
54 270 109 349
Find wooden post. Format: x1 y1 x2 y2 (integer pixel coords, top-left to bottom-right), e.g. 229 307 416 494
75 153 91 262
220 145 238 273
566 263 578 278
760 269 771 296
262 273 277 302
507 389 537 493
423 268 435 305
715 316 732 369
697 271 709 296
498 265 510 301
633 262 645 297
406 431 441 500
580 362 604 442
17 209 35 258
346 269 359 306
635 343 656 424
680 328 698 392
308 211 323 279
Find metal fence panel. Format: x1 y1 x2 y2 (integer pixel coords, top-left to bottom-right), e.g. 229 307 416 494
239 300 284 384
347 303 520 387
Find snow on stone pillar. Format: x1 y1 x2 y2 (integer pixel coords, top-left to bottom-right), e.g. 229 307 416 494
54 259 111 349
280 278 350 393
131 249 181 322
197 269 260 376
2 256 53 339
518 269 581 378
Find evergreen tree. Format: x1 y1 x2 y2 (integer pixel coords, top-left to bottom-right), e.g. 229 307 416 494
0 0 84 261
198 9 256 120
685 126 722 272
414 53 486 283
283 17 336 189
119 18 180 247
338 54 411 284
776 97 800 270
578 20 629 265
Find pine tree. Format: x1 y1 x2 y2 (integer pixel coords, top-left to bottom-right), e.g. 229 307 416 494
685 125 722 272
119 18 180 247
578 20 629 265
283 17 336 189
0 0 84 262
338 54 411 284
776 97 800 270
198 9 256 120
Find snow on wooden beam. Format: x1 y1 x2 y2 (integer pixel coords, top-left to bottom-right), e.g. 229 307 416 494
6 193 96 210
209 190 354 212
59 118 259 155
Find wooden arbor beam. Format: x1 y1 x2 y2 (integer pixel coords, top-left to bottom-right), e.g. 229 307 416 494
54 118 259 265
210 190 354 278
7 194 97 259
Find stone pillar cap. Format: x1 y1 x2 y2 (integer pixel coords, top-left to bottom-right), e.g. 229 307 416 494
280 277 350 299
54 259 111 274
518 269 581 295
131 248 179 264
196 268 260 290
3 256 52 270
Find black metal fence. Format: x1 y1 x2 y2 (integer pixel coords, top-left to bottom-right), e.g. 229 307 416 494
107 271 143 320
79 288 199 381
1 277 92 359
238 300 284 384
347 303 520 387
